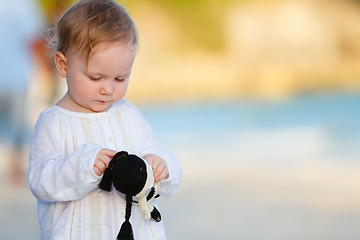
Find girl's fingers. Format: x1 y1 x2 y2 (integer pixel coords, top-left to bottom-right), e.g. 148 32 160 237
93 165 102 176
155 164 169 182
93 148 116 176
152 162 160 177
142 154 169 181
101 148 117 158
97 151 113 168
94 159 106 171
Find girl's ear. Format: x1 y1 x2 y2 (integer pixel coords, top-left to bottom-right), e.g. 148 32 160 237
54 51 67 78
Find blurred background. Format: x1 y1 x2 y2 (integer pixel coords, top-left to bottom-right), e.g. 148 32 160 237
1 0 360 239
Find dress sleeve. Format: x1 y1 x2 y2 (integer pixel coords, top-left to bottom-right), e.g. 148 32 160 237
127 103 182 198
28 110 103 202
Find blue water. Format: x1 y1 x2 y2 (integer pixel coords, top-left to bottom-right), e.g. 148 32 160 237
141 92 360 137
139 92 360 162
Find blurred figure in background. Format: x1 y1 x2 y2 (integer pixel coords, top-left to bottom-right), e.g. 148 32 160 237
27 0 74 127
0 0 43 185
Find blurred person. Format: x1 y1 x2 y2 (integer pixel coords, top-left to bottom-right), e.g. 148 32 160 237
27 0 74 127
0 0 43 185
28 0 182 239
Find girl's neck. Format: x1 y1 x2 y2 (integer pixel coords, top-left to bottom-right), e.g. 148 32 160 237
56 93 97 113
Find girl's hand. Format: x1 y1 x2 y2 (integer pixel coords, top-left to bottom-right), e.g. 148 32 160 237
142 154 169 182
93 148 117 176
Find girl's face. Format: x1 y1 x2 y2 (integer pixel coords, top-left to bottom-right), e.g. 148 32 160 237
56 41 136 113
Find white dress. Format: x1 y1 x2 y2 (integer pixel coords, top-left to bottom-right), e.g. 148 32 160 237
28 100 182 240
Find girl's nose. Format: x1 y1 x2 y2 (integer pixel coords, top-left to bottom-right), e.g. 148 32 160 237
100 81 114 95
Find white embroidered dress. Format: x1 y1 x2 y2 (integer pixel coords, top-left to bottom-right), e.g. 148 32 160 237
28 100 182 240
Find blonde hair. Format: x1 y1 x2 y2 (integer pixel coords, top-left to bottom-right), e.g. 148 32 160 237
51 0 137 61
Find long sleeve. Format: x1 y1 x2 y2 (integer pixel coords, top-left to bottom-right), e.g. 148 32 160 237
29 101 179 240
127 103 182 198
28 110 102 202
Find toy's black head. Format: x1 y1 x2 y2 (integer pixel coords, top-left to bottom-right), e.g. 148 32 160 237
98 151 149 240
99 151 148 196
112 152 147 196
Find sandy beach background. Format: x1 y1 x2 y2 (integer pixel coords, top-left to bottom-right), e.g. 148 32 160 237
1 0 360 239
1 95 360 239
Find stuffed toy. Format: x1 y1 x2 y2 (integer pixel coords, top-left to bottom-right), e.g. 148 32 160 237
99 151 162 240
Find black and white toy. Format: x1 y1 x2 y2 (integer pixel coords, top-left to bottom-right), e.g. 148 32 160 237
99 151 162 240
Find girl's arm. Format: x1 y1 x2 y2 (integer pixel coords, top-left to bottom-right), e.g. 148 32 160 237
28 112 103 202
128 103 182 198
142 146 182 198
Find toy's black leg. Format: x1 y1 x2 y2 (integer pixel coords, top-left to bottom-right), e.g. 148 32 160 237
151 206 161 222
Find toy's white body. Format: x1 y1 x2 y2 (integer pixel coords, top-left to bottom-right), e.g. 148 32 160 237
133 160 162 220
136 181 161 220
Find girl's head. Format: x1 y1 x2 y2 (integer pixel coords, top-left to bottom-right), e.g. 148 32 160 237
53 0 138 113
52 0 137 60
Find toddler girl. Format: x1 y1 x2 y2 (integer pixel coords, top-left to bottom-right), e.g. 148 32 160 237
28 0 182 239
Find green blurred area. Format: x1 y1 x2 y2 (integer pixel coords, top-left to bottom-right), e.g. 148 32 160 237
34 0 360 102
37 0 360 52
37 0 237 51
128 0 240 51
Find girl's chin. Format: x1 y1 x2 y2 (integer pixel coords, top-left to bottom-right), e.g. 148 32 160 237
90 104 112 113
75 104 110 113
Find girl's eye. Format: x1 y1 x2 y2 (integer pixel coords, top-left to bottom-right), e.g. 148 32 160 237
89 76 101 81
115 78 125 81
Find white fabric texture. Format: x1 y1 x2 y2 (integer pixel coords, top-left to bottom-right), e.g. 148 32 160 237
28 100 182 240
